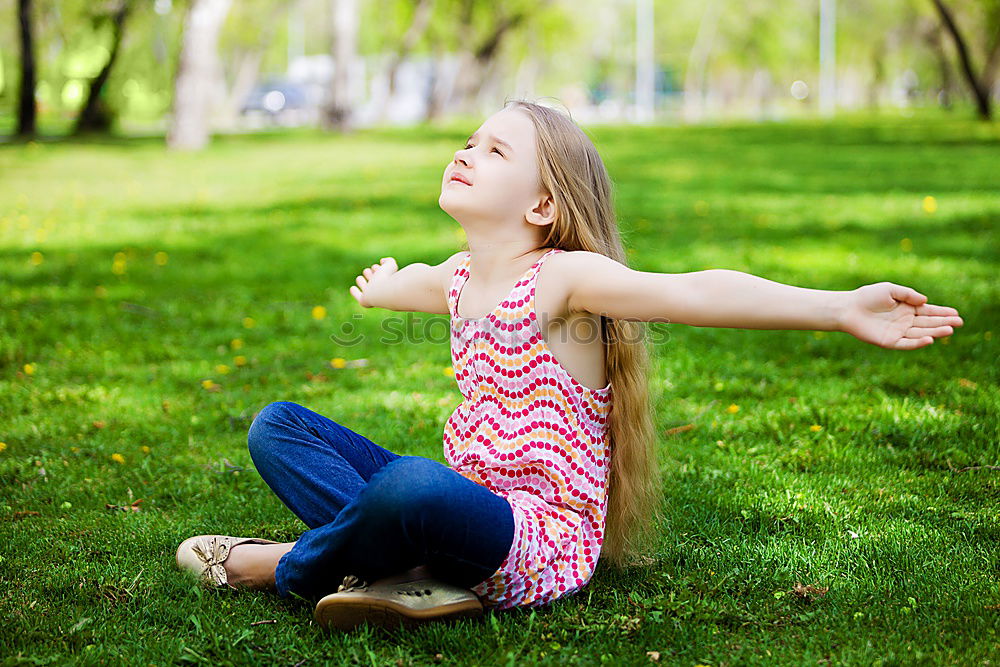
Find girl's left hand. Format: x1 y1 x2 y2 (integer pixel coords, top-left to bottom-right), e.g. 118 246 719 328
839 282 964 350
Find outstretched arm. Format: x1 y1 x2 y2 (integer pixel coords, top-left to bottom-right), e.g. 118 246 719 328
565 252 963 350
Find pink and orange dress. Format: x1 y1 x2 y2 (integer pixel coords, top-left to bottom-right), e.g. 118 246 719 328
443 247 613 610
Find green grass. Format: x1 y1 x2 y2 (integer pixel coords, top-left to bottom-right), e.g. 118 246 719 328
1 115 998 665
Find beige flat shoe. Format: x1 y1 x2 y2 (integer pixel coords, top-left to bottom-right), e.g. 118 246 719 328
175 535 280 589
314 574 484 632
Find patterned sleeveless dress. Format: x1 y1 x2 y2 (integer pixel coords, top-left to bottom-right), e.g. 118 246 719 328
443 247 613 610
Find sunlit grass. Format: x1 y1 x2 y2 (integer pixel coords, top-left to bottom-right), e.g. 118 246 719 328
1 115 998 664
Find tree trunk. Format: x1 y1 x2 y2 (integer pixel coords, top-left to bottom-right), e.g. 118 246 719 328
929 0 991 120
322 0 359 131
74 0 133 135
167 0 233 150
16 0 36 138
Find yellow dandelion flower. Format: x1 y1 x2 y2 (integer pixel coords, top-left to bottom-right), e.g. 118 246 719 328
154 251 169 266
234 355 247 367
726 403 740 414
311 305 327 320
0 442 7 453
922 196 937 214
810 424 823 432
201 379 216 390
215 364 230 374
114 251 126 262
23 363 35 376
30 251 44 266
230 338 244 350
330 357 346 369
112 258 127 275
242 317 256 329
443 366 455 377
70 446 80 453
111 453 125 464
141 445 151 454
900 238 913 252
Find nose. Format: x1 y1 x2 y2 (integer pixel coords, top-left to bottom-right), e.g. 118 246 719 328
453 147 470 167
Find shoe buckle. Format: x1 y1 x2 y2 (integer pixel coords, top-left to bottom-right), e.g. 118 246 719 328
338 575 368 593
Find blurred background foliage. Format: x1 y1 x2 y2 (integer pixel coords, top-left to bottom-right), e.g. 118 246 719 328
1 0 998 147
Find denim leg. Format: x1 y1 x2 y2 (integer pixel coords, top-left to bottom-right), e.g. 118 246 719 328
273 456 516 601
247 401 401 529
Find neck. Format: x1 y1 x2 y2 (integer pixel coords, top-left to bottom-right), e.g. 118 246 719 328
465 236 548 283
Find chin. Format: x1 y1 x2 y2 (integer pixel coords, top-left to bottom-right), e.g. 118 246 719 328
438 191 467 218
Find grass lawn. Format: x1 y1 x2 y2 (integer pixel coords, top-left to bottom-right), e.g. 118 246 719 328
1 113 998 665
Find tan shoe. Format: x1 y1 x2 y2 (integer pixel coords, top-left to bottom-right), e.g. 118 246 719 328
175 535 280 589
313 574 484 632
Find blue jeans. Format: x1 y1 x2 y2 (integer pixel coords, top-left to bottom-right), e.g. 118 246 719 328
246 401 515 601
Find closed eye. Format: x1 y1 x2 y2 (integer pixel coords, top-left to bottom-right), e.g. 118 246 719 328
464 143 503 157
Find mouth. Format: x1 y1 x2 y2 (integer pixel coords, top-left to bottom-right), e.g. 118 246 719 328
449 173 472 186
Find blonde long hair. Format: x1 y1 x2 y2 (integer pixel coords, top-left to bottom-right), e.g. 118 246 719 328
503 98 662 568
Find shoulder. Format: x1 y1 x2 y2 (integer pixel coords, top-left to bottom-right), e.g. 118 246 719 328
544 249 623 280
442 250 469 275
536 250 610 316
549 249 618 266
543 250 629 315
436 250 470 293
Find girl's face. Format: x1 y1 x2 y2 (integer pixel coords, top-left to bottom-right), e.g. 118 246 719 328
439 108 547 231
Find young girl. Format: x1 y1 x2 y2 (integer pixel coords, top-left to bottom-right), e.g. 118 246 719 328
176 99 963 632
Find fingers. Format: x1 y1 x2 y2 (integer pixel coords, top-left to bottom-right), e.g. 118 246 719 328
915 303 962 320
889 283 927 306
893 335 934 351
362 258 396 279
907 325 954 338
912 314 963 328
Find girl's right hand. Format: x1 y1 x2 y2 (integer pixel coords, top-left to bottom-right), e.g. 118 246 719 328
349 257 398 308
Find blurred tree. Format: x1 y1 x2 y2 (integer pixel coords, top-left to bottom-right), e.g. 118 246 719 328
322 0 359 130
930 0 998 119
423 0 553 120
682 0 719 122
923 20 957 108
218 0 300 126
74 0 134 134
372 0 435 124
167 0 232 149
16 0 36 137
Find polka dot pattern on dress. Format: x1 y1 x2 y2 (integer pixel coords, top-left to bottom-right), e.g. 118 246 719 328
443 248 613 610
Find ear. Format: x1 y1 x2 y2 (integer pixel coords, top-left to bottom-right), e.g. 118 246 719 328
524 193 557 228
